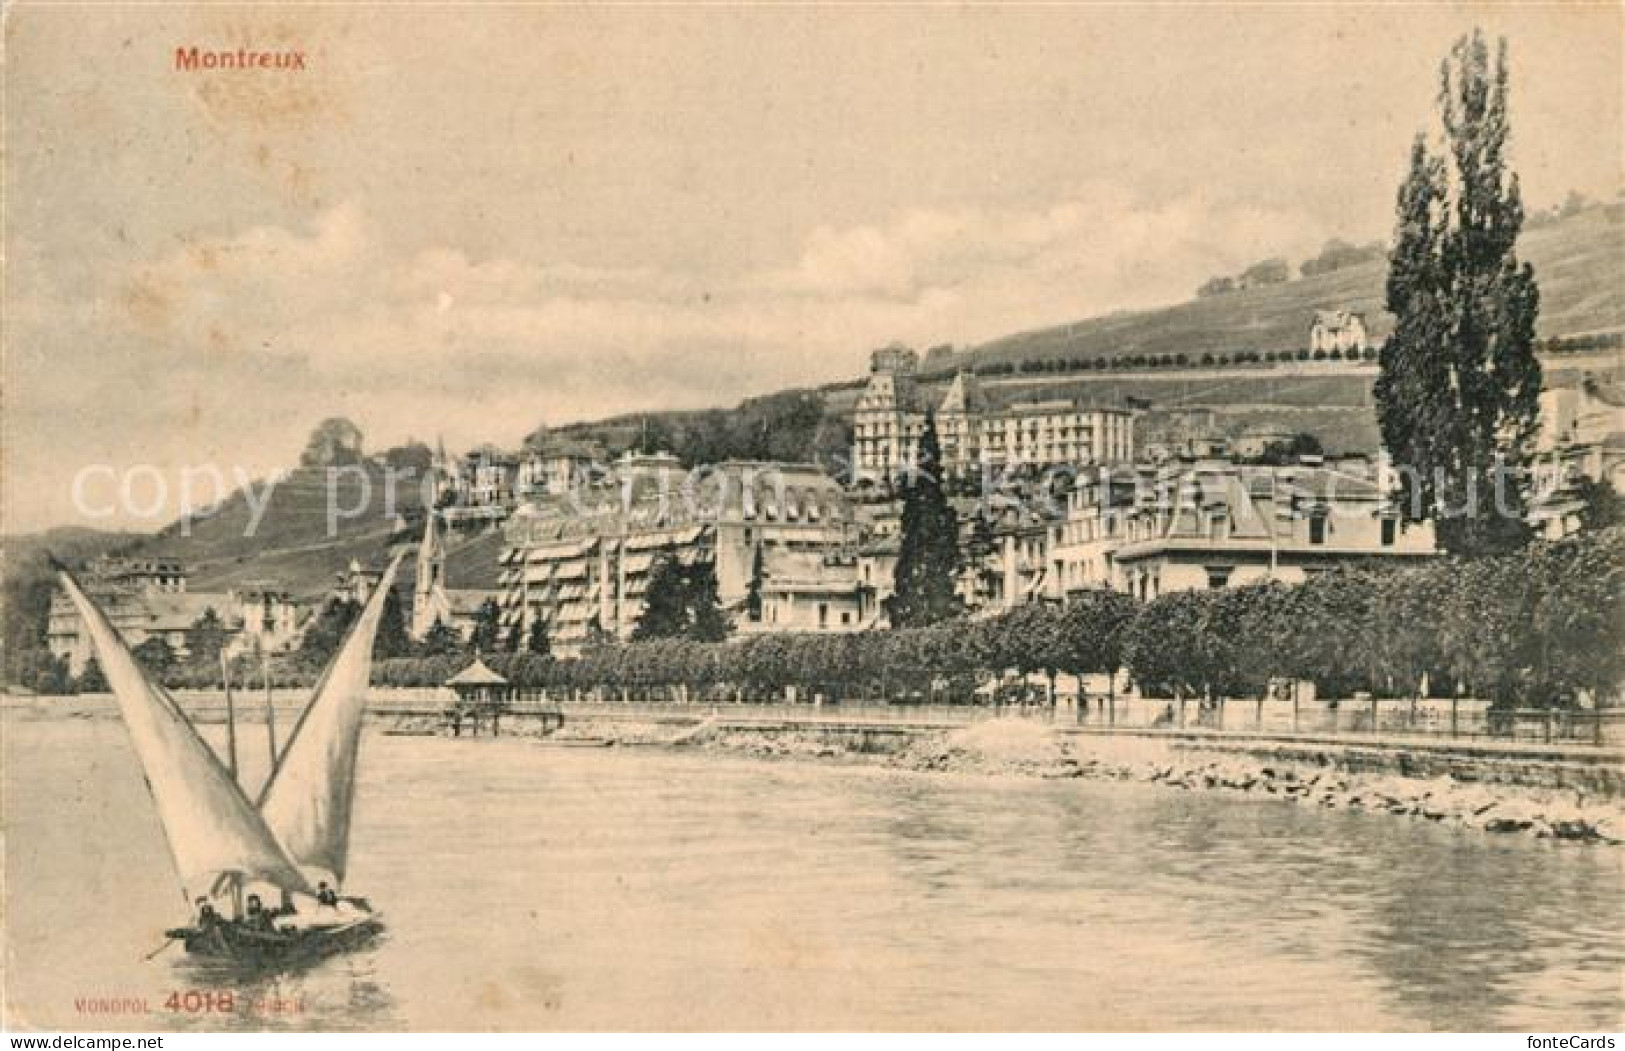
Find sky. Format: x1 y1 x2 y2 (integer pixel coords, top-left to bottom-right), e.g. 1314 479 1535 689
4 3 1621 532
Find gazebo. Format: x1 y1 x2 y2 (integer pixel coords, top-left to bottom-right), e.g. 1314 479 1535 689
444 657 513 737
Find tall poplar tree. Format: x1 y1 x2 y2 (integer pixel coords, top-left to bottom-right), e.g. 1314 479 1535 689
887 412 961 627
1375 30 1542 557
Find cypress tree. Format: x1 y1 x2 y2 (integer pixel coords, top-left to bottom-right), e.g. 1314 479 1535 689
298 597 361 670
186 607 229 672
887 412 962 627
632 547 689 641
632 545 732 642
76 654 109 693
525 615 554 657
745 544 766 624
1375 30 1542 557
683 557 732 643
132 636 176 675
469 598 502 654
419 618 463 658
375 587 413 659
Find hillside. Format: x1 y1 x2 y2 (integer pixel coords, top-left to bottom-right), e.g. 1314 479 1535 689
551 387 851 469
17 210 1618 629
956 207 1623 371
132 463 501 598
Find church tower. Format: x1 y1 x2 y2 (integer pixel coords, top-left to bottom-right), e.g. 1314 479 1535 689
411 508 453 639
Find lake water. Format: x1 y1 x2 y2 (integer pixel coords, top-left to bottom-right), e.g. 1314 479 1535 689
4 717 1621 1031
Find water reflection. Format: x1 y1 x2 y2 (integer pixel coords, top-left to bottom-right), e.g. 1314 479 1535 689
167 941 401 1031
5 720 1621 1031
1351 835 1625 1030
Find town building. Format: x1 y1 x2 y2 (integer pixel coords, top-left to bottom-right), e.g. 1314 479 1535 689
742 549 873 634
1047 457 1437 601
333 558 384 606
844 493 1050 623
1530 374 1625 539
498 456 863 655
439 437 608 528
516 437 604 499
439 445 520 528
48 559 301 675
1309 310 1369 355
850 344 1135 481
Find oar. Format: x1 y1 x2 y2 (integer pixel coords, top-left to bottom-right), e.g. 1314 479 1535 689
143 937 179 960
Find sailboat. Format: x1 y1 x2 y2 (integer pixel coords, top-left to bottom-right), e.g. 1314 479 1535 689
57 551 405 968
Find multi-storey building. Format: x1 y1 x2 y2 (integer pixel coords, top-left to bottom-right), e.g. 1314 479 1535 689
498 455 862 655
973 399 1134 470
1048 457 1437 601
516 438 604 499
440 439 606 527
48 560 301 675
851 344 930 479
1530 374 1625 539
743 549 873 634
851 345 1135 481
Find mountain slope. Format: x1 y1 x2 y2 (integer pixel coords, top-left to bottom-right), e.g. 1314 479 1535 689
959 207 1623 370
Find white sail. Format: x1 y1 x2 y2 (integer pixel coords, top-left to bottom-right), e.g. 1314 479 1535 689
258 553 404 886
57 572 313 900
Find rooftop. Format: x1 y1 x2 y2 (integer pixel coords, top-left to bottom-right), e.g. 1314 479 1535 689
446 657 508 687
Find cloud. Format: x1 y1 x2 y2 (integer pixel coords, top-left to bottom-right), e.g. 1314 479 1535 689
90 186 1316 390
7 186 1319 530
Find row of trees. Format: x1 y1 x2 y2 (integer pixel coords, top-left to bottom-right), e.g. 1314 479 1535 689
361 528 1622 710
1539 333 1623 355
965 345 1379 380
361 587 1143 702
1124 532 1622 707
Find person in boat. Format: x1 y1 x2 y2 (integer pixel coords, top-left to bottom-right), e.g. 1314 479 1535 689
242 894 276 932
316 881 340 908
194 896 219 931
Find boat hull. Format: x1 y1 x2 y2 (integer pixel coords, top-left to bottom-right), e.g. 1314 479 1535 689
166 915 383 968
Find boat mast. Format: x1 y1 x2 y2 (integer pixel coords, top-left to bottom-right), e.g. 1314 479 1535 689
221 651 238 781
262 645 279 771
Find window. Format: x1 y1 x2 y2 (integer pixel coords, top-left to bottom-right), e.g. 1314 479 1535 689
1204 566 1233 590
1309 513 1328 545
840 611 851 626
818 603 829 628
1380 518 1396 547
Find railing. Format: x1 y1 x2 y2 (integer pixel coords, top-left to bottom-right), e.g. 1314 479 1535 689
21 688 1620 748
525 693 1625 747
1068 695 1624 746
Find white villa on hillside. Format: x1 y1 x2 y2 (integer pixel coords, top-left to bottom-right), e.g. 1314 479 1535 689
1309 310 1369 354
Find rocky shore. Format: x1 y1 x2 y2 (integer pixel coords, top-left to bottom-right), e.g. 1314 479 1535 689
902 722 1625 843
16 693 1617 843
535 715 1625 845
